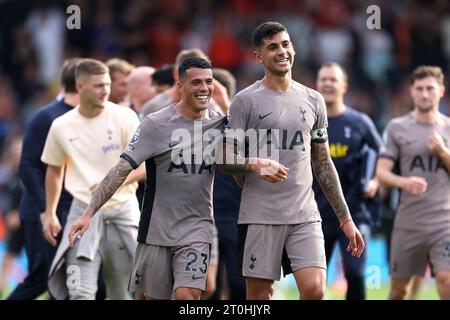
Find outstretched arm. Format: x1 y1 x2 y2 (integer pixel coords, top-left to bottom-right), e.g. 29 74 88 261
311 142 365 257
69 158 133 246
217 140 288 183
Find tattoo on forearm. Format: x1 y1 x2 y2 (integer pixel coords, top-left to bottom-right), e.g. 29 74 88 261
218 142 252 175
311 144 350 221
220 163 252 174
89 158 132 215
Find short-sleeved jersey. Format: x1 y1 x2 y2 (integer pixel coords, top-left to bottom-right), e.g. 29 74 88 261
228 80 328 225
380 112 450 231
41 102 140 207
313 107 383 223
121 104 227 246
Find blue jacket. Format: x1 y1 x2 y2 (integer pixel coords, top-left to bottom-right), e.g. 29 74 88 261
19 99 73 221
313 107 383 226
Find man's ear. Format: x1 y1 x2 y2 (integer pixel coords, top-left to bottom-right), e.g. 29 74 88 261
254 50 263 64
75 80 83 93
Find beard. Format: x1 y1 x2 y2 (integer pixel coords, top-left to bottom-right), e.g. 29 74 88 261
415 103 434 113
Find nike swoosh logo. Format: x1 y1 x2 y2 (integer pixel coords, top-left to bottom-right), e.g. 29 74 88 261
259 112 273 120
69 137 79 142
169 141 180 148
192 274 205 280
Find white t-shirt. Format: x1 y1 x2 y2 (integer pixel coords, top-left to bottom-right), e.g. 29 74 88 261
41 101 140 208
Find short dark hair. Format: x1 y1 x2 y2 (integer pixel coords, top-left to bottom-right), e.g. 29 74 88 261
152 64 175 86
175 49 210 68
251 21 287 49
410 65 444 86
75 58 109 81
60 57 82 93
178 57 212 81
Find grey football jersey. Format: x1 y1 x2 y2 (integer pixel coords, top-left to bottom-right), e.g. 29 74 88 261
121 104 227 246
142 91 174 116
228 80 328 225
380 113 450 231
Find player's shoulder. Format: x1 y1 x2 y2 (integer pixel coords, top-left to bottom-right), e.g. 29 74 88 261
385 113 413 133
50 105 79 126
142 103 174 124
234 81 265 100
437 112 450 126
29 99 61 122
143 91 173 115
345 107 374 123
106 101 136 117
207 108 226 121
150 90 169 104
292 80 322 101
106 102 140 127
389 113 413 126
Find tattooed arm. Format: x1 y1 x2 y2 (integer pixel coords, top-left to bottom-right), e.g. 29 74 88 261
311 142 351 222
68 158 133 246
311 142 365 257
217 140 289 183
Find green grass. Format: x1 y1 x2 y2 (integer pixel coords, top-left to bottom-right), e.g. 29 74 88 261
0 287 49 300
274 280 440 300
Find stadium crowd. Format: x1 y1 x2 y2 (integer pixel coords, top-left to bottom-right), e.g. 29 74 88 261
1 0 450 300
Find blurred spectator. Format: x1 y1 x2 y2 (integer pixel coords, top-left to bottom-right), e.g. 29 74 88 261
90 1 120 61
127 66 156 116
151 64 175 94
0 136 24 297
105 57 135 105
25 6 65 87
3 0 450 135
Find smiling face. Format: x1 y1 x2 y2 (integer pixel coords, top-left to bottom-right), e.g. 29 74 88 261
410 76 445 113
255 31 295 77
316 65 348 106
179 67 214 112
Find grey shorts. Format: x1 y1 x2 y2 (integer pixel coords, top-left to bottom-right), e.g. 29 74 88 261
237 222 326 281
390 227 450 278
128 242 211 299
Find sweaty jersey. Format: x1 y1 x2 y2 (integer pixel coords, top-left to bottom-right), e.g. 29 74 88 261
228 80 327 225
380 112 450 231
313 107 383 224
121 104 227 246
